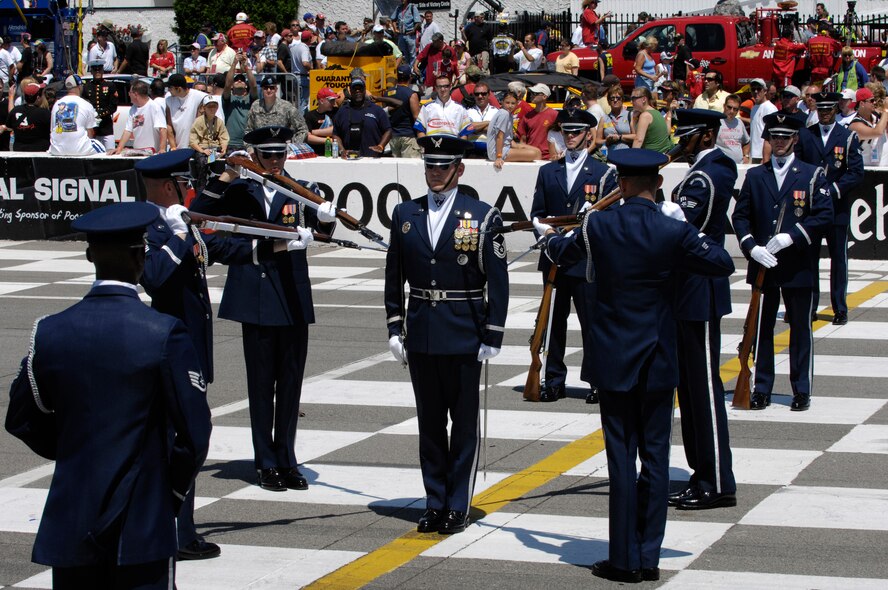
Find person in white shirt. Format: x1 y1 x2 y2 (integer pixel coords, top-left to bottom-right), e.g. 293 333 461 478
87 29 118 73
183 43 208 75
289 31 312 112
465 81 499 152
418 11 442 52
112 80 167 154
0 38 16 90
836 89 857 127
414 75 471 138
513 33 544 72
207 33 237 74
165 74 208 150
716 93 750 164
748 78 777 162
49 75 105 156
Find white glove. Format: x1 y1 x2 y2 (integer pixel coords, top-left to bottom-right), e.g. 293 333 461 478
286 226 314 251
532 216 553 236
579 201 594 212
478 344 500 362
226 150 251 175
750 245 778 269
316 201 339 223
388 335 406 364
766 233 793 254
163 204 188 234
659 201 687 222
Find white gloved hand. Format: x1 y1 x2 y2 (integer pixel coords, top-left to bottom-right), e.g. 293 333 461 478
532 216 553 236
225 150 251 175
659 201 687 222
579 201 594 212
388 335 406 364
750 245 778 269
163 204 188 234
286 226 314 251
766 233 793 254
478 344 500 362
316 201 339 223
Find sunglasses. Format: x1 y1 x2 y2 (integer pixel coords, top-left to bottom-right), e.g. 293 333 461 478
630 95 644 100
705 77 718 82
436 84 452 89
473 91 488 96
609 96 624 102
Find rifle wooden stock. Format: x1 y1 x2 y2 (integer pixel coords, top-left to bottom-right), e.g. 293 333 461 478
184 211 340 245
524 264 558 402
733 266 765 409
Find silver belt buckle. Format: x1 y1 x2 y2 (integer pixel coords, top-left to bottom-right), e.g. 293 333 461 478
427 289 445 302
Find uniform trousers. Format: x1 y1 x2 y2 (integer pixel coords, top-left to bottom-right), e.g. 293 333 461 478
242 322 309 469
407 351 482 513
676 317 735 494
544 273 593 389
755 286 815 397
812 224 848 316
176 487 198 546
52 557 173 590
599 387 674 571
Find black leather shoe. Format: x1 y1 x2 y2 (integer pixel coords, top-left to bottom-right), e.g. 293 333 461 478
417 508 445 533
591 560 642 583
539 384 565 403
177 538 221 561
676 489 737 510
281 467 309 490
438 510 469 534
257 468 286 491
790 393 811 411
642 567 660 581
586 387 599 404
749 391 770 410
667 485 696 507
832 312 848 325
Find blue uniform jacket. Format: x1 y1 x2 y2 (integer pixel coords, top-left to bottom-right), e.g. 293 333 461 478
141 218 255 382
530 156 619 278
673 149 737 320
795 123 864 225
5 285 212 567
732 157 834 288
546 197 735 392
191 176 333 326
384 193 509 355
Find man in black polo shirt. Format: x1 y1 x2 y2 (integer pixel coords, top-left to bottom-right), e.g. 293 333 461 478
461 13 494 74
119 25 149 76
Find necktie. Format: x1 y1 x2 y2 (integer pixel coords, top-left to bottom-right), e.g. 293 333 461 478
775 157 786 168
433 194 445 207
821 125 831 135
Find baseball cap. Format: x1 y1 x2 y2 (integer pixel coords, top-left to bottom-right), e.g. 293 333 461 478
233 73 247 83
317 13 326 20
281 28 292 36
528 83 551 97
304 13 315 20
841 88 856 101
397 64 412 77
782 85 801 97
660 51 673 61
856 87 874 102
23 82 44 97
317 87 338 100
21 32 31 41
190 42 201 49
254 30 265 38
350 78 366 88
372 24 385 33
201 95 218 107
301 30 312 41
750 78 767 89
211 32 226 42
236 12 248 23
64 75 83 89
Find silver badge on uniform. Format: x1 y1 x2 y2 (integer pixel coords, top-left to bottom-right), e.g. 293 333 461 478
457 253 469 265
402 222 411 234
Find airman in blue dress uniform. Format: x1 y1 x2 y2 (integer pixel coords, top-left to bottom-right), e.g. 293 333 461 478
5 202 212 590
537 149 735 583
384 134 509 535
732 113 834 412
668 109 738 510
530 107 618 403
794 91 864 325
190 126 338 492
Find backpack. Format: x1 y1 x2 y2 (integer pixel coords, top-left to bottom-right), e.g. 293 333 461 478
454 84 476 109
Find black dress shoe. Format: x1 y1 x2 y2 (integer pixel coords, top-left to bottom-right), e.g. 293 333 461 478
257 468 287 491
750 392 771 410
585 387 599 404
667 485 696 507
539 384 565 403
281 467 309 490
676 489 737 510
417 508 445 533
438 510 469 534
591 560 642 583
790 393 810 411
642 567 660 581
177 538 221 561
832 312 848 325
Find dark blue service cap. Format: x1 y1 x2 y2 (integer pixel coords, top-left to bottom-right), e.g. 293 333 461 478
71 202 159 243
763 112 804 137
418 134 473 163
556 107 598 131
673 108 725 138
134 148 195 179
607 148 669 177
244 126 293 153
812 91 842 109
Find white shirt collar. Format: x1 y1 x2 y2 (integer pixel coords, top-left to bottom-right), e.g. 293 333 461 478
93 280 139 293
428 186 458 210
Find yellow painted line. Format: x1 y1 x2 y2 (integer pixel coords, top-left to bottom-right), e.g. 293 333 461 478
310 280 888 590
721 281 888 384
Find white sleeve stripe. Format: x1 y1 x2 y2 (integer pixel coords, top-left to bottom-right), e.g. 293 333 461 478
796 223 812 245
161 245 182 265
252 239 259 265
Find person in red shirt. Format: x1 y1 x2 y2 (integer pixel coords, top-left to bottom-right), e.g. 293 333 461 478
516 83 556 159
450 65 501 107
772 27 806 87
685 60 704 100
580 0 611 47
414 33 446 93
807 27 841 84
227 12 257 52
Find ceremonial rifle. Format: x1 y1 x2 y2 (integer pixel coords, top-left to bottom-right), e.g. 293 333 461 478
226 155 390 250
733 200 788 409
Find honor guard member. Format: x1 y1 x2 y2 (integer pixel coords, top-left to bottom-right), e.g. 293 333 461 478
136 149 258 560
536 149 734 583
529 107 618 404
384 134 509 535
668 109 738 510
190 125 338 492
5 202 212 590
82 59 119 151
732 113 834 411
794 91 864 325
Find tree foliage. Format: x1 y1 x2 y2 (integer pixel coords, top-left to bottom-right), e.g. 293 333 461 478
172 0 300 45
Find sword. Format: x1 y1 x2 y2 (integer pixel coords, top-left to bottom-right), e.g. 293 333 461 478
507 240 544 268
